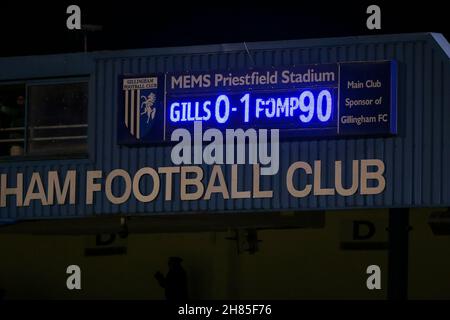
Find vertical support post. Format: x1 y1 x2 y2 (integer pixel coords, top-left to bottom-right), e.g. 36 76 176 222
387 207 410 300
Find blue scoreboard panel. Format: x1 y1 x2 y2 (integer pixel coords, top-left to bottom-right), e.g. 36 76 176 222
118 61 397 144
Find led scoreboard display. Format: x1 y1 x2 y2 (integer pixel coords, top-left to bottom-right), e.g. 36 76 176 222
118 61 397 144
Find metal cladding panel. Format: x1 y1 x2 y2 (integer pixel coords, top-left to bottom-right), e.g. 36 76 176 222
0 33 449 220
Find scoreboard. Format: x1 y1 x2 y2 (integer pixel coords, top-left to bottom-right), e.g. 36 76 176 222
118 60 397 144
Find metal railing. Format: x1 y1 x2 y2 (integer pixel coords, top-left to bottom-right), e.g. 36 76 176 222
0 127 23 132
0 127 24 143
30 124 88 130
0 124 87 144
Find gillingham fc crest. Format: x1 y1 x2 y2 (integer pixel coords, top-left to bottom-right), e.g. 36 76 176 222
118 75 164 144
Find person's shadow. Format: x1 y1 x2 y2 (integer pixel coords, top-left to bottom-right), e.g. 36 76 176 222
154 257 188 302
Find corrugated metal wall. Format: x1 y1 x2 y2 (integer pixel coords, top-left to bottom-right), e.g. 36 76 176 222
1 33 449 220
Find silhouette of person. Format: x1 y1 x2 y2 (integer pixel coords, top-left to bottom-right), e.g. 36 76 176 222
154 257 188 302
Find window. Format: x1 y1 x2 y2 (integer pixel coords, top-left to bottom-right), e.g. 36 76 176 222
27 82 88 156
0 81 88 158
0 84 26 157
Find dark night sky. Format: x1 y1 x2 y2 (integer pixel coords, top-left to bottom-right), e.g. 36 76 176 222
0 1 449 57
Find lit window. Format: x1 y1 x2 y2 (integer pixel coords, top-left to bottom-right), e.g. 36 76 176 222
0 84 26 157
0 81 88 158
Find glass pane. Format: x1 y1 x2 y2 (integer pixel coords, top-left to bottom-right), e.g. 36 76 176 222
0 84 25 157
27 82 88 156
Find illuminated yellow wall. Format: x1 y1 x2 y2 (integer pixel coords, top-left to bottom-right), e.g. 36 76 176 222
0 208 448 300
